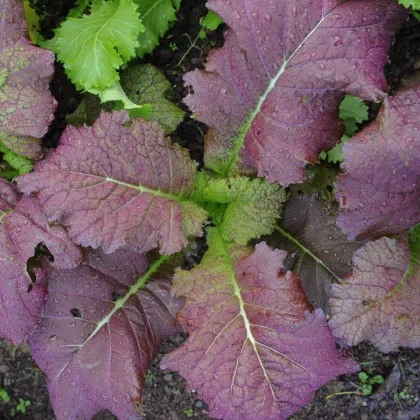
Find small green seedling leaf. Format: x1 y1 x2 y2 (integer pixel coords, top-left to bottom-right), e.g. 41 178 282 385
358 372 369 383
373 375 385 384
184 408 194 418
16 398 31 414
362 385 373 395
202 11 223 31
0 388 10 404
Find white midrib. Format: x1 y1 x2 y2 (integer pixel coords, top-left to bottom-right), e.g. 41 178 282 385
224 8 333 176
104 177 186 202
54 255 172 379
220 238 278 400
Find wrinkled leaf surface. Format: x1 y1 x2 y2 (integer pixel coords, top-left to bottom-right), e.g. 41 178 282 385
161 228 357 420
0 0 56 158
329 227 420 353
18 111 208 255
184 0 406 186
337 84 420 241
0 179 81 344
30 249 182 419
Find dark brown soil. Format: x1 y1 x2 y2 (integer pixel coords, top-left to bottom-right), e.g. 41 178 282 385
1 1 420 420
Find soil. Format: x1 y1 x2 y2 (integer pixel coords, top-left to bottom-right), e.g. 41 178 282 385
1 1 420 420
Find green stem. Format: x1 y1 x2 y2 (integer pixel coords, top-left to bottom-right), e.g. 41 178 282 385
83 254 174 347
274 225 342 282
325 391 365 400
176 32 202 68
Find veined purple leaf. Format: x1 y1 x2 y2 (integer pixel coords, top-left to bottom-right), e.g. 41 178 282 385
329 230 420 353
336 84 420 241
30 249 182 420
0 179 82 344
161 228 357 420
184 0 407 186
265 195 361 312
0 0 57 158
17 111 208 255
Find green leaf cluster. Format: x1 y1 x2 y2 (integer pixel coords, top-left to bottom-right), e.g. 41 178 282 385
320 95 369 163
67 64 185 133
41 0 184 115
54 0 142 91
192 173 286 245
134 0 181 58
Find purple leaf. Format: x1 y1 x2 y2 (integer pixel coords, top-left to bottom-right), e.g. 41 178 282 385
336 84 420 241
329 235 420 353
30 249 182 420
161 228 357 420
17 111 208 255
0 179 82 344
183 0 407 186
0 0 57 158
265 195 361 312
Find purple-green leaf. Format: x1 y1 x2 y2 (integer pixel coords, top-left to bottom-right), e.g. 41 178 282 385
184 0 407 186
0 0 57 158
30 249 182 419
17 111 208 255
329 234 420 353
161 228 357 420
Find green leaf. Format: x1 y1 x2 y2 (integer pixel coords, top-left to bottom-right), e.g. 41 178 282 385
89 81 152 117
399 0 420 9
120 64 185 132
67 0 91 18
67 64 185 133
0 389 10 404
320 95 369 163
0 141 33 175
53 0 143 91
134 0 178 58
172 0 181 10
289 164 339 202
340 95 369 137
202 11 223 31
408 224 420 263
22 0 43 44
373 375 384 384
358 372 369 383
320 134 350 164
202 176 286 245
